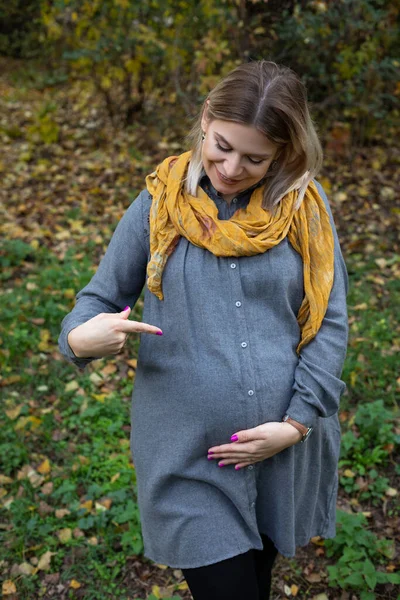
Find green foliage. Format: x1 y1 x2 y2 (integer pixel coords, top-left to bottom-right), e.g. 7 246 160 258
271 0 400 143
339 400 399 504
325 510 400 597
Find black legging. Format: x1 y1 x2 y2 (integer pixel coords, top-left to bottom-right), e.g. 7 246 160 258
181 533 278 600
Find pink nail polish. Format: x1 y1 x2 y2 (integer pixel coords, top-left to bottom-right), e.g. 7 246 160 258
235 465 241 470
156 331 163 336
207 456 213 460
231 434 238 442
218 462 225 467
208 451 214 454
124 306 130 311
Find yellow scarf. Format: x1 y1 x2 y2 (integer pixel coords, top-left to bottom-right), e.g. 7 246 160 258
145 150 334 353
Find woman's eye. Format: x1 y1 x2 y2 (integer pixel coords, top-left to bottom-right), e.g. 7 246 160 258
216 142 230 153
215 142 264 165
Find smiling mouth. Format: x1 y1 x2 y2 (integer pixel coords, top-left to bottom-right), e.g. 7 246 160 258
215 167 241 185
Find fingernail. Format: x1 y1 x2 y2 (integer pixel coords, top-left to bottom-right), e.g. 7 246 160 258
231 435 238 442
208 451 214 454
156 331 163 336
235 465 241 470
218 462 225 467
207 456 213 460
124 306 130 311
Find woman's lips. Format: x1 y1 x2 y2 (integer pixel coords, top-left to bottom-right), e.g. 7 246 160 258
215 166 241 186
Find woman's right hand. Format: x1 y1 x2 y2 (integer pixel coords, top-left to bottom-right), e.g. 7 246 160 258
67 306 162 358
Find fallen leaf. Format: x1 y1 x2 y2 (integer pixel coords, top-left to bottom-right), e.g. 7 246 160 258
55 508 71 519
284 584 292 596
5 404 24 420
57 528 72 543
385 487 397 497
2 580 17 595
18 562 35 575
70 580 81 589
0 475 13 485
36 550 56 571
343 469 355 478
65 380 79 392
37 459 51 474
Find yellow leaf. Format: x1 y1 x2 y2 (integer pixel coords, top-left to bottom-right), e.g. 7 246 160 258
0 488 8 499
88 536 98 545
55 508 70 518
89 372 103 385
353 303 368 310
65 380 79 392
70 579 81 589
177 581 189 590
111 472 120 483
317 176 331 194
333 191 348 202
375 258 387 269
5 404 23 420
385 487 398 497
38 329 51 352
343 469 355 478
36 550 56 571
58 528 72 543
155 563 168 570
151 585 161 598
15 415 42 431
18 562 35 575
79 500 93 512
0 475 13 485
37 459 51 475
92 393 106 403
291 584 299 596
63 288 76 299
2 580 17 595
350 371 357 387
126 358 137 368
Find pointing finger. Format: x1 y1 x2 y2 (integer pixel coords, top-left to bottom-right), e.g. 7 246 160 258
118 319 163 336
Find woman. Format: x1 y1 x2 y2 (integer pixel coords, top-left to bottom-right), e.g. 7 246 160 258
58 60 349 600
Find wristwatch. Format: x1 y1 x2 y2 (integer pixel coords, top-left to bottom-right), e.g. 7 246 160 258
282 415 313 443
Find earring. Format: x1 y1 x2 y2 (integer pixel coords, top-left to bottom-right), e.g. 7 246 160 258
270 160 278 170
201 132 206 142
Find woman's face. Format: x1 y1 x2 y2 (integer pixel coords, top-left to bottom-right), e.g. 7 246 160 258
200 116 279 201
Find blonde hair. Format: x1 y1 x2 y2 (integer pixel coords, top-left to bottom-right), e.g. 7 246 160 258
185 60 323 210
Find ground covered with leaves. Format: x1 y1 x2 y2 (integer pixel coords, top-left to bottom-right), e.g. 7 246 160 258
0 59 399 600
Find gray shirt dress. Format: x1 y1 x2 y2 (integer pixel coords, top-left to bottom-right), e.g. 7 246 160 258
58 172 349 568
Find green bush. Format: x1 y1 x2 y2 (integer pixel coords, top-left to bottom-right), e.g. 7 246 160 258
325 510 400 599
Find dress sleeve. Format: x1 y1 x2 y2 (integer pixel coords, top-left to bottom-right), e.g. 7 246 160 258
285 180 349 428
57 189 151 370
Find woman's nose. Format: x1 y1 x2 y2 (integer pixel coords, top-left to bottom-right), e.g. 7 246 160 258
224 156 242 178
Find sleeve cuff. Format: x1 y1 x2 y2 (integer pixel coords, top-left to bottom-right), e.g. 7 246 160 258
285 393 320 429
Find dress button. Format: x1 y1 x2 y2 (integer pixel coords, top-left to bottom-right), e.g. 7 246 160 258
235 301 242 307
241 342 248 348
248 390 254 396
230 263 236 269
232 198 237 204
248 465 254 470
250 501 255 508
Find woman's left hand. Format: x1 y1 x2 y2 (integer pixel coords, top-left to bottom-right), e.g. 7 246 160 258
207 422 303 470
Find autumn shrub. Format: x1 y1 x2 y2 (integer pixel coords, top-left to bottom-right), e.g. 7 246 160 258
270 0 400 144
34 0 399 141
